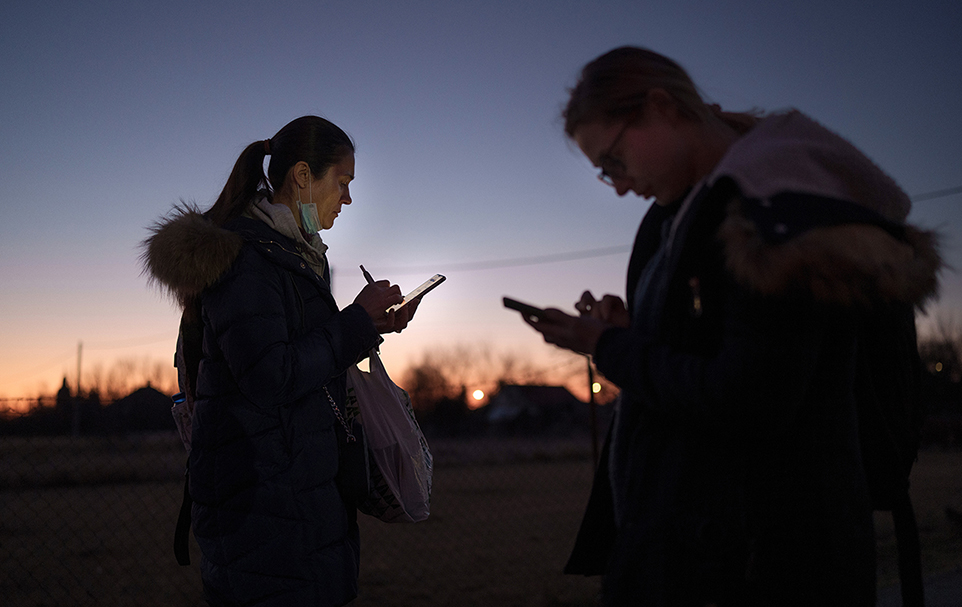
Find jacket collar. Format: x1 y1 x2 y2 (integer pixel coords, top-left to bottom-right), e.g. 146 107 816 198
141 205 335 309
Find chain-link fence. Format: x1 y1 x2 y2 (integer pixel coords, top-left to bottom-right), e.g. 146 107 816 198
2 430 604 607
5 412 962 606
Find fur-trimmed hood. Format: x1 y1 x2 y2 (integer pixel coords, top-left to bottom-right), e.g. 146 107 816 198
707 111 942 309
140 204 244 308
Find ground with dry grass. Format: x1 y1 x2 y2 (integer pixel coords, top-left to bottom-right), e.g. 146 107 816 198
1 436 959 606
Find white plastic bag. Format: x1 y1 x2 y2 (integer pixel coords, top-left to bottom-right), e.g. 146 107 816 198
346 349 432 523
171 330 194 454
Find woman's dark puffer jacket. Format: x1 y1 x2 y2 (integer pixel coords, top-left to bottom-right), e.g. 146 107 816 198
564 112 942 607
144 209 380 606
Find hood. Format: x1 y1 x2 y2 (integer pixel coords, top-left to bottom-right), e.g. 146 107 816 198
709 111 911 222
707 112 942 309
140 204 244 308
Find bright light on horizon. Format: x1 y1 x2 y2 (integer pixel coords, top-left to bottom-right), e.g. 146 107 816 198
472 390 484 401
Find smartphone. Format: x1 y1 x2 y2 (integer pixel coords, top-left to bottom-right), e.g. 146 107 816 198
503 296 546 321
388 274 446 312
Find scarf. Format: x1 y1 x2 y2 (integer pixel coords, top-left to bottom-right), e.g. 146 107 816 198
246 192 329 277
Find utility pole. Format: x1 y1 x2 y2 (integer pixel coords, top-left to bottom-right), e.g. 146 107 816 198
73 341 82 437
587 355 599 468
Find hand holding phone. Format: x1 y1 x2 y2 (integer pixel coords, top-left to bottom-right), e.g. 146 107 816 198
503 297 546 322
505 295 608 355
388 274 446 312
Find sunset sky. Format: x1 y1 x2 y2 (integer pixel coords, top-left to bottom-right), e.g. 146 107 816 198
2 0 960 405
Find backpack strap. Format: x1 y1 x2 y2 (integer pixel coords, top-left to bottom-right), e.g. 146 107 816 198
853 300 925 603
174 463 192 565
892 489 924 607
173 301 203 566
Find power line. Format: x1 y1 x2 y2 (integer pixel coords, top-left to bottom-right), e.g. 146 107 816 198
374 184 961 276
911 185 962 202
374 244 632 275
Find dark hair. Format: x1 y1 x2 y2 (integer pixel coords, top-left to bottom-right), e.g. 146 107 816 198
563 46 760 138
205 116 355 226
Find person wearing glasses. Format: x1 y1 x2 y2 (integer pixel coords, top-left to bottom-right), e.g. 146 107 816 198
516 47 940 606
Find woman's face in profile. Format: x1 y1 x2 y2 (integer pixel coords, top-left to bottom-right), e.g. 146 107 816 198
311 153 356 230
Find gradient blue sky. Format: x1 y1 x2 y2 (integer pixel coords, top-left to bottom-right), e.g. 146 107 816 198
1 0 960 401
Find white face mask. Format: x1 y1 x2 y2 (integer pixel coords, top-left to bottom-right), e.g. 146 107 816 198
296 172 322 233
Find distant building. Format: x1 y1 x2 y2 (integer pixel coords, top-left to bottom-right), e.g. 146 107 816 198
102 386 176 434
485 384 595 435
55 377 72 414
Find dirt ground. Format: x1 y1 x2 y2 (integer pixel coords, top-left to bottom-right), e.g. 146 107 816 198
355 459 602 607
874 448 962 587
1 439 960 607
359 448 962 606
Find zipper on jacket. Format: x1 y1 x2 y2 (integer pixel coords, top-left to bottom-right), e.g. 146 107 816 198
290 273 306 331
688 276 703 318
255 238 316 276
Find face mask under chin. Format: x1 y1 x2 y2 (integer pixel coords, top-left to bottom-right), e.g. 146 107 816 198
298 200 322 233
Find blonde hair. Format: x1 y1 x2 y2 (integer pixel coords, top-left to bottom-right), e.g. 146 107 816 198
564 47 760 137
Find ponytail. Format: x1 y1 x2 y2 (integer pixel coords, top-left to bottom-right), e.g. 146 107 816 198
204 141 270 227
707 103 762 135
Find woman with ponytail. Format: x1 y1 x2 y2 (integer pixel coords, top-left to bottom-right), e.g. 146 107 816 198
516 47 940 605
143 116 416 606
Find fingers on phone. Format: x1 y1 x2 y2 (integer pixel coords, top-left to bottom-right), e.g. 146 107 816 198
576 291 597 315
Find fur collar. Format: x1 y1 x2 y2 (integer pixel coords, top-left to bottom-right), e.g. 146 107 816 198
141 204 244 308
718 197 941 309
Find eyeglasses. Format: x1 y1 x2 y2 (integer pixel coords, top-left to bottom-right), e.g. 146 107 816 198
597 121 632 186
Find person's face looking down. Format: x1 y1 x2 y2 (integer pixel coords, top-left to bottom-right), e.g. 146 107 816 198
311 153 355 230
574 92 696 206
596 121 632 186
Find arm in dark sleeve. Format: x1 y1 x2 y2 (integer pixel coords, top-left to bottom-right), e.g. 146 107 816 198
203 251 381 407
593 284 829 432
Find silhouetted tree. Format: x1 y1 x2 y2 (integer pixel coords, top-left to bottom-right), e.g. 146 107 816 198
917 315 962 445
402 361 452 413
84 356 177 401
